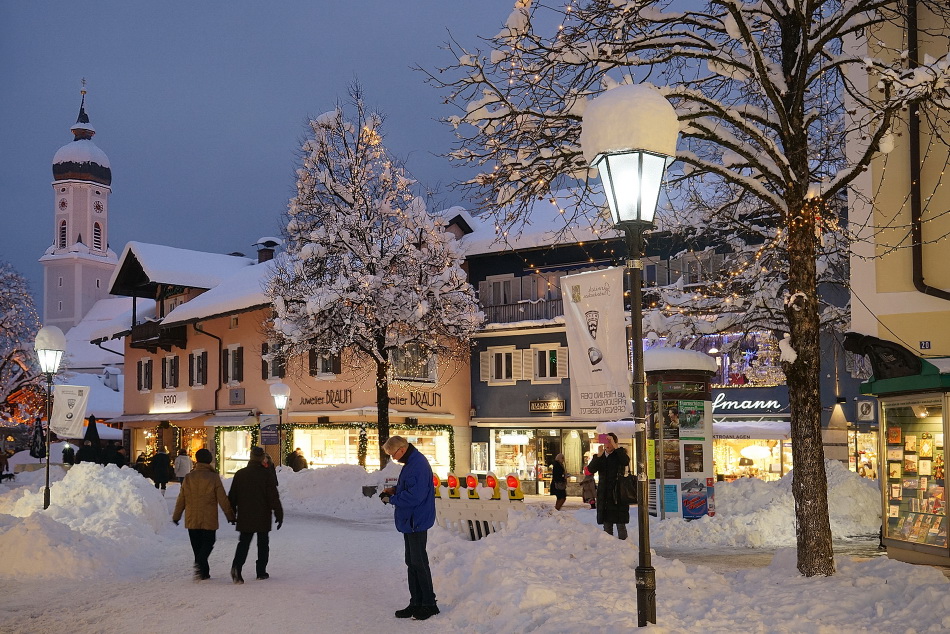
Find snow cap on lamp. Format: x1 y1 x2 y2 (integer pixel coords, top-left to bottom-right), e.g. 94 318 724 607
580 83 680 164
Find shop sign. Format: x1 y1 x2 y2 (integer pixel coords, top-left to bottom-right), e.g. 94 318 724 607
298 389 353 407
529 399 565 413
391 392 443 410
711 389 787 413
152 391 189 413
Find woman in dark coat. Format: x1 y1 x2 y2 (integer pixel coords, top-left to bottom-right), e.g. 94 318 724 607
228 447 283 583
550 453 568 511
586 432 631 539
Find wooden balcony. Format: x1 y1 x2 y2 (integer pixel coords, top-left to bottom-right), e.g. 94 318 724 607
130 321 187 351
482 299 563 324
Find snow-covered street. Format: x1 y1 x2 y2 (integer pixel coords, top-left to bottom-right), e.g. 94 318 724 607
1 462 948 633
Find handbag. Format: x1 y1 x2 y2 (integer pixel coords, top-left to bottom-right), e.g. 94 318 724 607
617 466 637 505
551 480 566 492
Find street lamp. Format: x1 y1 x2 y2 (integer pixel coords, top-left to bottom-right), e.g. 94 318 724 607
269 382 290 459
34 325 66 510
581 83 679 626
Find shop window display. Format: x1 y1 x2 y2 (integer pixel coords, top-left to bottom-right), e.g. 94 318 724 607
492 430 537 481
291 426 451 477
221 429 253 476
883 397 947 548
713 438 791 482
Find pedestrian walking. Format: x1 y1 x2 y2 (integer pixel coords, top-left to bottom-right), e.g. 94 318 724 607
229 446 283 583
286 447 308 472
587 432 630 539
550 453 568 511
379 435 439 621
75 440 97 464
174 449 193 483
171 448 235 581
150 446 172 491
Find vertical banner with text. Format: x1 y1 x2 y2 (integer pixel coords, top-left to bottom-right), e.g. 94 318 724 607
50 385 90 439
564 267 629 420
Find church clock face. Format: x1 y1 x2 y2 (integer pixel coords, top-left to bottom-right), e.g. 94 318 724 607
94 201 104 213
59 198 68 210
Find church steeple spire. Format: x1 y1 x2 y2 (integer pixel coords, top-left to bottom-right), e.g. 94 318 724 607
71 80 96 142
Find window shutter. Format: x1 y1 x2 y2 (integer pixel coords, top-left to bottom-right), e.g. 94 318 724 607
308 349 318 376
145 360 152 390
234 347 244 382
136 361 143 391
557 347 569 378
161 358 168 389
523 349 535 380
222 349 230 383
511 349 523 381
332 353 342 375
261 342 269 380
171 356 180 388
276 351 286 379
199 351 208 385
480 351 490 382
188 353 195 386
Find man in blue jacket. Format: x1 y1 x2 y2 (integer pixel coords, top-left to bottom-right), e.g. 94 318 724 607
380 435 438 621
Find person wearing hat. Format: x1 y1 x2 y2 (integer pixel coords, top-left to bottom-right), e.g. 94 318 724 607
228 446 283 583
172 448 235 581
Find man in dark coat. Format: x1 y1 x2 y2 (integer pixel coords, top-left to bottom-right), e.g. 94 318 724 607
286 447 307 472
380 435 439 621
229 446 283 583
75 440 97 464
150 446 172 491
101 441 119 466
587 432 631 539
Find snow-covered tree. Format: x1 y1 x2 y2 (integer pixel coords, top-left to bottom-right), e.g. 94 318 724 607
426 1 950 576
267 87 484 467
0 260 42 424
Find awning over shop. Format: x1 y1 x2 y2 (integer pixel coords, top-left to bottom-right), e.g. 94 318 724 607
205 410 257 427
109 411 210 423
713 420 790 440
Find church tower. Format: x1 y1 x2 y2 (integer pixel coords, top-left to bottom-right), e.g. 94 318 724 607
40 86 118 332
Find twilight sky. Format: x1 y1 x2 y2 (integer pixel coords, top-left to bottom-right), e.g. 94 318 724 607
0 1 514 307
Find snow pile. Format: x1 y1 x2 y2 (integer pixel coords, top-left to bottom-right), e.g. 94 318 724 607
649 459 881 548
428 504 946 632
269 462 399 521
0 464 168 580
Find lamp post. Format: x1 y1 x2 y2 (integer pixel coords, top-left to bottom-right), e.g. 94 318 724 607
34 325 66 510
269 382 290 459
581 83 679 626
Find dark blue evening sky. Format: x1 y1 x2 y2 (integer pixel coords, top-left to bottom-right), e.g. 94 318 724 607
1 1 513 304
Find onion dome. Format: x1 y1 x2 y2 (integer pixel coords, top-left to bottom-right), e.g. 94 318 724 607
52 91 111 186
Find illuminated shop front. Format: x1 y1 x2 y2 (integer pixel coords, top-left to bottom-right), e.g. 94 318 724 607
471 425 599 494
710 387 792 482
284 419 457 478
849 423 880 477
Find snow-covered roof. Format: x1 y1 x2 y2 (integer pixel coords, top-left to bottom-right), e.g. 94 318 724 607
64 298 132 370
644 347 718 373
162 259 275 325
89 299 157 342
110 241 256 292
459 189 618 256
52 138 110 167
56 372 124 420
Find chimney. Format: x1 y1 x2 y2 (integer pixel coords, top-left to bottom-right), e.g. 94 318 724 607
254 237 281 263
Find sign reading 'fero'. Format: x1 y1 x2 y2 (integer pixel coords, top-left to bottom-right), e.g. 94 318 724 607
153 391 189 413
529 399 566 413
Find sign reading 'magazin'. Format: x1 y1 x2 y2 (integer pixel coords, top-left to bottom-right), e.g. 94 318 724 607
529 399 566 413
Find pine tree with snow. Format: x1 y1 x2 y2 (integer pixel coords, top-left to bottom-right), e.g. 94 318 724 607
268 86 484 467
426 1 950 576
0 260 42 424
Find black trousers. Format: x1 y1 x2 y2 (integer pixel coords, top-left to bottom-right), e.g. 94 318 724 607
187 529 216 577
232 531 270 576
404 531 436 606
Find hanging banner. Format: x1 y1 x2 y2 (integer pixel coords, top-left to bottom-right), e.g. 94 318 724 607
50 385 90 439
564 267 629 420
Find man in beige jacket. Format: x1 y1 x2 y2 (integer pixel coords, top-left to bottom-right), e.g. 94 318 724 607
172 448 235 581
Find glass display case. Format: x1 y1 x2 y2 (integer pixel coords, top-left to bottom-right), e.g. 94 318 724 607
882 396 947 549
